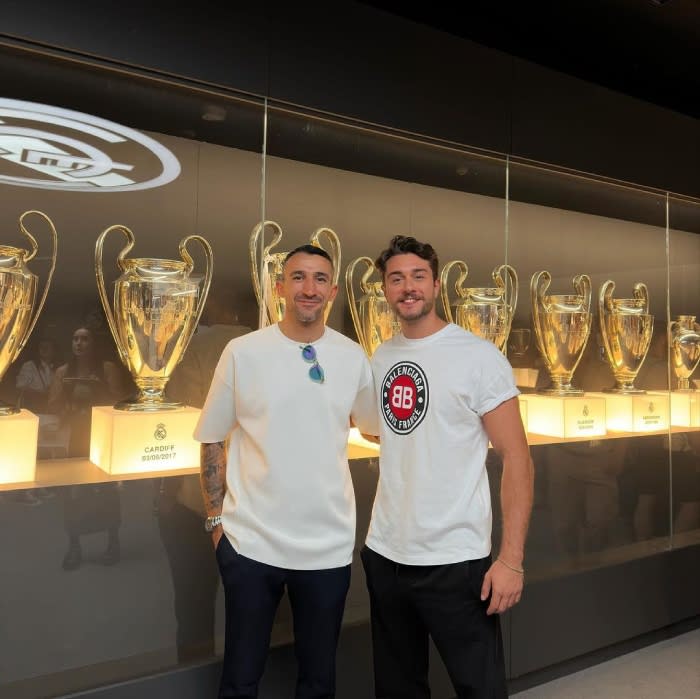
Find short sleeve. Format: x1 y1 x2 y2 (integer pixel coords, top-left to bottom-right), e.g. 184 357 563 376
350 354 379 436
193 344 237 443
474 346 520 417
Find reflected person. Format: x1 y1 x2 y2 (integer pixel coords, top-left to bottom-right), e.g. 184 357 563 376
48 326 123 571
157 288 252 663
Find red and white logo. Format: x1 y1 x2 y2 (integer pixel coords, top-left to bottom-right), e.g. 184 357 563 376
381 361 429 435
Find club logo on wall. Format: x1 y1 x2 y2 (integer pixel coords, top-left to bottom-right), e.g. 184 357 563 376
381 361 429 435
0 98 180 192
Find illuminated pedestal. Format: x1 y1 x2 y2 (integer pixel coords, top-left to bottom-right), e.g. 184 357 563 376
513 368 539 389
588 392 670 432
517 396 528 428
658 391 699 428
348 427 380 460
525 395 606 438
0 410 39 483
90 406 201 475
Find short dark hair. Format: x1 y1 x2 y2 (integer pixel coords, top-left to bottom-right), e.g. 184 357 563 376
375 235 439 280
283 244 333 270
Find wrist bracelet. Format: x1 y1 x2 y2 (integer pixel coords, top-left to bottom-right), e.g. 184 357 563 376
497 557 524 575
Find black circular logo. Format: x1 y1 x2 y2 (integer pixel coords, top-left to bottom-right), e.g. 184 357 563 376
381 361 429 435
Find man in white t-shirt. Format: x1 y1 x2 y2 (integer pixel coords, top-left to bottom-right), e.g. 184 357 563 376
362 235 534 699
194 244 377 698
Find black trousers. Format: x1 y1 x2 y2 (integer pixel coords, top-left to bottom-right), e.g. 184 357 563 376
216 535 351 699
361 546 507 699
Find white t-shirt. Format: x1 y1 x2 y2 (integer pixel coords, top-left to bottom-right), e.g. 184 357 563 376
366 323 519 565
194 324 377 570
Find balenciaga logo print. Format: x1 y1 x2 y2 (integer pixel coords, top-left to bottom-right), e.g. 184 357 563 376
381 361 429 434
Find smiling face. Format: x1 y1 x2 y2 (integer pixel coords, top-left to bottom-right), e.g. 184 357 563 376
383 252 441 332
277 252 337 331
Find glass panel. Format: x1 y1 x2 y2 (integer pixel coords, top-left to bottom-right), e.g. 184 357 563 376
506 161 670 580
262 104 508 643
0 45 265 695
668 196 700 549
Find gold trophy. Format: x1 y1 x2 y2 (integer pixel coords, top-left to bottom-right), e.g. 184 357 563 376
346 256 400 356
249 220 341 327
95 225 213 411
0 211 58 415
531 270 592 395
440 260 517 351
670 315 700 391
598 281 654 393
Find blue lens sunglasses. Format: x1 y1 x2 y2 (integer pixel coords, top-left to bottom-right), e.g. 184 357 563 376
300 344 324 384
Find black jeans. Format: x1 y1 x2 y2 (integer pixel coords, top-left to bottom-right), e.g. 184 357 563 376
361 546 507 699
216 535 351 699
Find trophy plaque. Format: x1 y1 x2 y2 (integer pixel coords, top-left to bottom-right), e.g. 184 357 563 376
439 260 517 351
670 315 700 391
0 210 58 416
531 270 592 395
598 280 653 393
95 224 213 411
346 256 400 356
249 220 341 327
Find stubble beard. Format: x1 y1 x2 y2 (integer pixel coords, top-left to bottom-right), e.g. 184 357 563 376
394 294 434 324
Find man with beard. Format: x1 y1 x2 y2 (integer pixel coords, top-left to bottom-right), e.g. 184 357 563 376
195 244 377 698
361 235 533 699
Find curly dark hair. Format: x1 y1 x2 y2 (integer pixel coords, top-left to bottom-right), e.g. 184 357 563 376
375 235 439 280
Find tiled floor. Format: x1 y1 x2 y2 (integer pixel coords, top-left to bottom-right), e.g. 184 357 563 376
511 628 700 698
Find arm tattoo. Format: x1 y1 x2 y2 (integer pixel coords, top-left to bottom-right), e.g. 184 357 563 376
200 441 226 513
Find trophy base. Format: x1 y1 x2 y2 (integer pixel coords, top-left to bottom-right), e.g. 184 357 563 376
90 405 201 474
537 387 584 397
114 397 183 412
603 386 646 395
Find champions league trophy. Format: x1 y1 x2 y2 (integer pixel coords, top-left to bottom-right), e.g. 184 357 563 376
439 260 517 351
249 220 341 327
670 315 700 391
531 270 592 395
95 225 213 411
598 280 654 393
0 210 58 415
346 256 400 356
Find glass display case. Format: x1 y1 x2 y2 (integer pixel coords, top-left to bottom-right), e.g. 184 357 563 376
0 41 698 698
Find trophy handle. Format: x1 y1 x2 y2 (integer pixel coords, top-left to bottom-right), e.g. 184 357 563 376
16 210 58 354
494 264 518 315
439 260 468 324
179 235 214 360
598 279 616 368
530 270 551 360
249 220 283 309
345 256 374 352
633 282 650 313
310 227 342 289
95 225 135 366
573 274 592 311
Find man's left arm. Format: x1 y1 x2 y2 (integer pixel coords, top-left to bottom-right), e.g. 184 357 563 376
480 396 534 615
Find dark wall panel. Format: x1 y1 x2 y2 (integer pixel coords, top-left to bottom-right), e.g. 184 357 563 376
510 544 700 678
511 58 700 198
248 1 511 154
2 0 269 96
